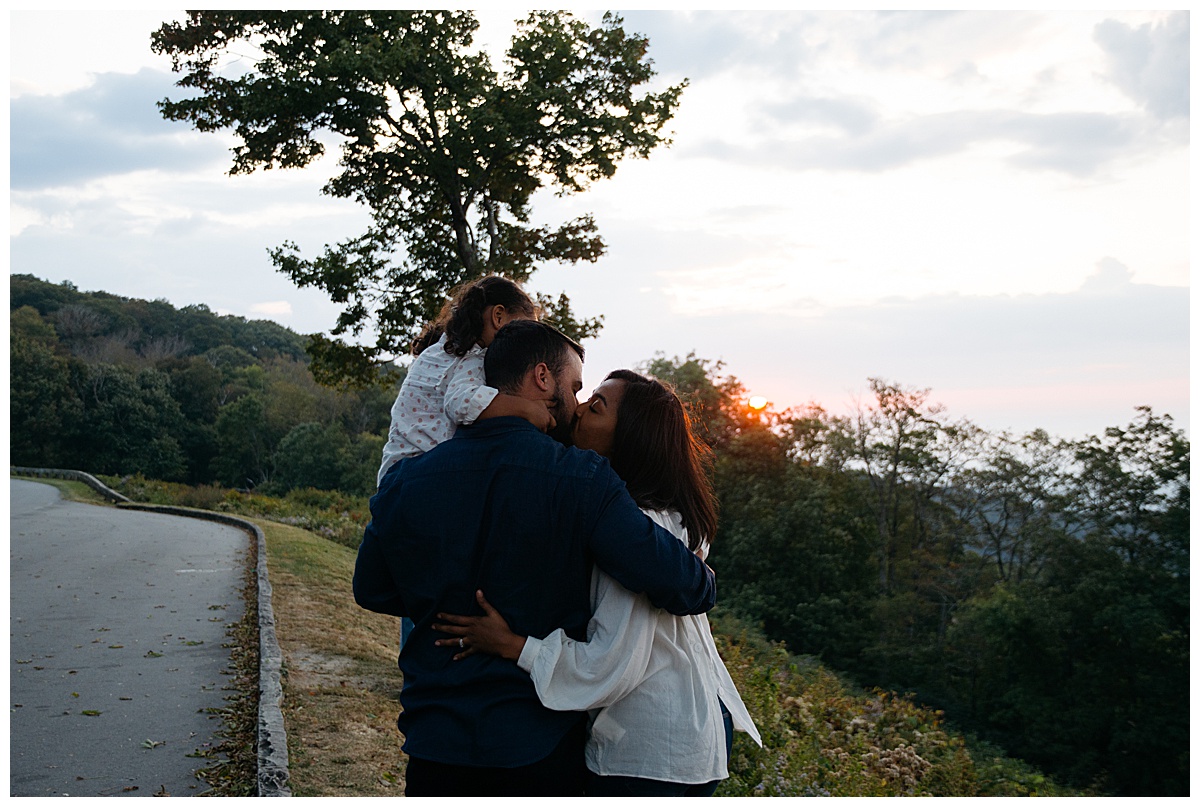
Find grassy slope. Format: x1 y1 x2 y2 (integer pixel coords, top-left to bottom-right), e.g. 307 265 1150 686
257 521 408 796
260 523 1076 797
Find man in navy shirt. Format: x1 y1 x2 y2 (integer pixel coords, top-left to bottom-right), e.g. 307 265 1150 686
354 320 717 796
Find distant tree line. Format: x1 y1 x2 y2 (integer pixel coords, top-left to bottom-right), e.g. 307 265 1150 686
647 354 1188 797
9 274 1188 795
10 274 395 495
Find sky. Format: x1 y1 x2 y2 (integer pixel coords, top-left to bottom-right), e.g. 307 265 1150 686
7 9 1191 440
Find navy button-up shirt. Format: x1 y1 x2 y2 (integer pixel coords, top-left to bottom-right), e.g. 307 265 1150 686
353 417 717 768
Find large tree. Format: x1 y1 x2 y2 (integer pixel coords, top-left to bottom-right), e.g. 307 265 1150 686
152 11 685 385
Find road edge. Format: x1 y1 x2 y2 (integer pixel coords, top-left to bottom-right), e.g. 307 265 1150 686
9 469 291 797
10 466 131 503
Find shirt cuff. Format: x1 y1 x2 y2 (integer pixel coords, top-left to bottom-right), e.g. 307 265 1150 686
516 635 543 673
459 385 499 425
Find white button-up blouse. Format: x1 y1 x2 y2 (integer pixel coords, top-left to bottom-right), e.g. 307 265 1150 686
517 508 763 784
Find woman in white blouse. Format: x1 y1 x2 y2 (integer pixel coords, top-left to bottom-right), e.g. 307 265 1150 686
433 369 762 796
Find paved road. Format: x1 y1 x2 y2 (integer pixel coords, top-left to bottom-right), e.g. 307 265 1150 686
10 479 250 797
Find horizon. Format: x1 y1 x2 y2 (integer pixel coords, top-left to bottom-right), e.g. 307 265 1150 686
11 269 1189 444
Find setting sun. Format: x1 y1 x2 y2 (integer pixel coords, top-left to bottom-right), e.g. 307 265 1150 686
747 395 768 411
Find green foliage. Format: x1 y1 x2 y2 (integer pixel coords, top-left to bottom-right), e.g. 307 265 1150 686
10 273 82 315
946 429 1066 586
938 408 1189 795
10 329 79 467
222 487 371 550
11 305 59 345
271 422 350 493
946 527 1189 793
534 291 605 345
68 363 188 480
963 735 1077 797
9 275 397 498
642 352 756 450
710 461 876 670
10 275 307 364
214 393 276 487
334 431 388 498
1070 406 1189 568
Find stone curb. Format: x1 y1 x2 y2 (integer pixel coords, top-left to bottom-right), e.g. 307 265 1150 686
9 469 291 797
10 466 131 504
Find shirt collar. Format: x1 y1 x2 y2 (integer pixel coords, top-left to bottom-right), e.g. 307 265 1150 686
453 416 543 439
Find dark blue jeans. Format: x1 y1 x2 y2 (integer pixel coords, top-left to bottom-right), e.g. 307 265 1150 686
404 718 587 797
584 701 733 797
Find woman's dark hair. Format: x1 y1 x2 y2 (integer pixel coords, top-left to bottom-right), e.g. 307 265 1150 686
412 276 537 357
605 370 719 552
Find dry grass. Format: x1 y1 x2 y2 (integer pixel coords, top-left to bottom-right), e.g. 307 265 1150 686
257 520 409 796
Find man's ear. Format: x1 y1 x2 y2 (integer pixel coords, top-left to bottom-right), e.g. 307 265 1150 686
531 362 554 394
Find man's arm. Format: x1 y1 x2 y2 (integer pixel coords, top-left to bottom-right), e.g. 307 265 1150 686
352 518 407 616
585 468 716 616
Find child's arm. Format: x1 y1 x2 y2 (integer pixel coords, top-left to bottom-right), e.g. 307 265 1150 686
477 393 554 432
443 353 498 426
443 351 553 432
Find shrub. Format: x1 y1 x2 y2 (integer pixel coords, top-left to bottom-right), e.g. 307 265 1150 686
104 475 370 549
710 613 1076 797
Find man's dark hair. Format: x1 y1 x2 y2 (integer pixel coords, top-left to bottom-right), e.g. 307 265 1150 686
484 320 584 393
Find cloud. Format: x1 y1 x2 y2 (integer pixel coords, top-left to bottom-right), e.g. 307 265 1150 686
250 301 294 317
9 164 368 333
11 216 344 335
692 108 1143 177
534 208 1188 438
1080 257 1135 294
628 10 1181 178
847 10 1044 72
763 95 879 136
618 10 825 80
1094 12 1190 120
621 10 1045 81
10 68 225 190
650 271 1189 438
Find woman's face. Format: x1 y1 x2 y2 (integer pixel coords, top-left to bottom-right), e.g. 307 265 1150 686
572 378 627 458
